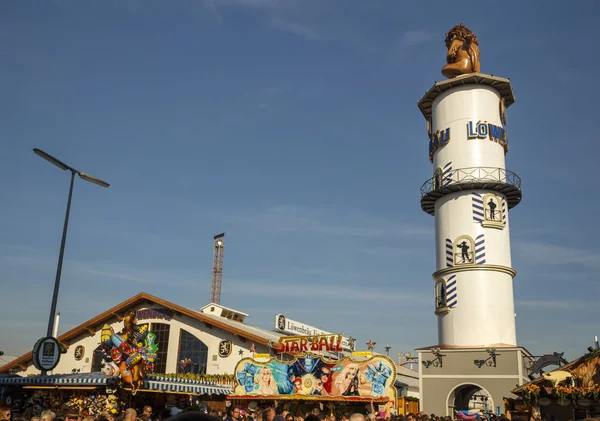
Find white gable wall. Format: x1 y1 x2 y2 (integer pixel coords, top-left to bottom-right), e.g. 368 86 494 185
11 306 271 376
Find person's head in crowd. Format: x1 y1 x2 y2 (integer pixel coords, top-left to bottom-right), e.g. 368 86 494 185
124 408 137 421
262 409 275 421
350 414 366 421
164 412 222 421
41 411 56 421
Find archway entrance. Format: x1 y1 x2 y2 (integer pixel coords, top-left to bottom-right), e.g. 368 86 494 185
446 383 494 416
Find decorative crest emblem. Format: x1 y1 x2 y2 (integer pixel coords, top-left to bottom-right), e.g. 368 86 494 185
218 340 233 358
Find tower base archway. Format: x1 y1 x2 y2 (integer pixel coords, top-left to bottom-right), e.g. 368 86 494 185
446 383 494 417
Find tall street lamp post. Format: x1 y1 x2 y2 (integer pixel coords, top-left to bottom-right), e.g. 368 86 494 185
33 148 110 374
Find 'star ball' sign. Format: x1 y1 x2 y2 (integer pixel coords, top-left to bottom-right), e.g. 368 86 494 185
32 337 61 371
276 334 344 354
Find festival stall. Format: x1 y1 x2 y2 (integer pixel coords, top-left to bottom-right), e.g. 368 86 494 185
509 349 600 421
226 334 398 418
0 371 233 418
0 310 232 417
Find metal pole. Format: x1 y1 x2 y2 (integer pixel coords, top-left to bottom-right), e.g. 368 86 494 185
41 171 75 375
45 171 76 337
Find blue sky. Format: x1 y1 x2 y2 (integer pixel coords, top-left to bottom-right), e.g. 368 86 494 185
1 0 599 363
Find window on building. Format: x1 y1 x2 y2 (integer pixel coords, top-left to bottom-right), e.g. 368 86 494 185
454 236 475 265
150 323 170 374
433 168 443 190
177 329 208 375
91 346 106 372
435 280 447 309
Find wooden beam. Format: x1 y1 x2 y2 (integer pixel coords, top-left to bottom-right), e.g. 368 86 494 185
237 335 247 343
112 312 124 321
85 326 96 335
203 322 213 329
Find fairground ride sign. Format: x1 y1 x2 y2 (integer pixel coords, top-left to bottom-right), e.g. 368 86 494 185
276 334 344 354
275 314 355 351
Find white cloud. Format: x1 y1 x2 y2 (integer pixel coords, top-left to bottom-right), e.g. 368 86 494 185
1 254 200 288
203 0 223 20
217 0 282 9
516 299 597 310
513 240 600 268
270 18 322 40
233 204 432 239
398 29 437 47
225 278 429 304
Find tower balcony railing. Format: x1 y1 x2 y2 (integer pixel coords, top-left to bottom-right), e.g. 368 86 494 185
420 167 522 215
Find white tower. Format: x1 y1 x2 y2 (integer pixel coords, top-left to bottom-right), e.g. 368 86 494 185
418 74 521 347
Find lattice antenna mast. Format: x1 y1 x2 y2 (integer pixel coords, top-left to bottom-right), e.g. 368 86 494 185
210 233 225 304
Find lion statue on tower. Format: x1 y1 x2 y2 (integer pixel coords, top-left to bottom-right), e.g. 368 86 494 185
442 23 480 78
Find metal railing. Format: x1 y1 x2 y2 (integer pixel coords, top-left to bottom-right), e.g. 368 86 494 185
454 252 474 265
420 167 521 198
485 208 502 222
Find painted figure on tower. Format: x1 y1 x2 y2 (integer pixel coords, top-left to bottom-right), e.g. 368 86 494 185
488 197 498 220
442 23 480 78
458 241 472 263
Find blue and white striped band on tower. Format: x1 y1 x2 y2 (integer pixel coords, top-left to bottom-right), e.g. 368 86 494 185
446 275 457 308
445 238 453 267
442 162 453 186
472 192 484 223
475 234 486 264
502 199 507 225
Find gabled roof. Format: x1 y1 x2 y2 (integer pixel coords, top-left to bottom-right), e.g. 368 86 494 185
0 292 283 374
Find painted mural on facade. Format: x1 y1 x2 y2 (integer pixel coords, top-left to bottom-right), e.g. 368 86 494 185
232 353 396 401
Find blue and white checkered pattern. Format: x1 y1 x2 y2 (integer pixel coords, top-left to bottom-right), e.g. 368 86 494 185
0 373 232 395
144 375 232 395
145 380 231 395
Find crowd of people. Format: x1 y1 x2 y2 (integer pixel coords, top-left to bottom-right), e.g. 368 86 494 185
6 405 600 421
0 405 514 421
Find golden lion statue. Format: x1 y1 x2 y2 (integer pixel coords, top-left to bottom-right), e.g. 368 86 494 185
442 23 480 78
